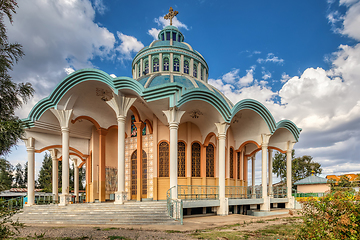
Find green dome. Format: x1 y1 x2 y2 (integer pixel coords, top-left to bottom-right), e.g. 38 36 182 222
158 26 184 42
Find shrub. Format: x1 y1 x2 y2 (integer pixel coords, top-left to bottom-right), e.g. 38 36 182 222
296 189 360 239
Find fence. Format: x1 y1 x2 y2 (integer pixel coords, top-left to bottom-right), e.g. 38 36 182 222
166 186 183 224
225 186 262 199
178 185 219 200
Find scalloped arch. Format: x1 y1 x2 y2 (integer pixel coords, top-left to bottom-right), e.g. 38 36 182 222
23 69 144 124
275 119 302 142
231 99 277 133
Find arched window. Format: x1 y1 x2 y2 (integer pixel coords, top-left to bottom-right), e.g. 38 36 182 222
173 58 180 72
193 64 197 78
166 31 170 40
153 58 159 72
163 57 169 71
144 60 149 75
230 148 234 179
172 32 176 41
159 142 169 177
178 142 186 177
184 60 189 74
161 33 164 41
206 144 215 177
131 115 137 137
191 142 201 177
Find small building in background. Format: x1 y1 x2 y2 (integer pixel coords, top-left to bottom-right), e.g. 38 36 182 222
294 174 330 195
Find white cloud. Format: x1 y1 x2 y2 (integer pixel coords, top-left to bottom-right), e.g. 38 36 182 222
257 53 284 64
280 72 290 83
7 0 116 118
116 32 144 60
262 70 271 80
64 67 75 75
110 74 116 78
155 16 188 30
239 66 255 86
148 28 161 40
93 0 106 14
222 69 240 84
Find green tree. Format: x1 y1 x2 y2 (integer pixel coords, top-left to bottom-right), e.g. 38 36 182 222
272 150 322 185
0 158 13 191
37 152 52 192
0 0 34 156
13 163 23 187
23 161 27 185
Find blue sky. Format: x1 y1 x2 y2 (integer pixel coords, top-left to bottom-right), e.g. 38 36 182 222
4 0 360 184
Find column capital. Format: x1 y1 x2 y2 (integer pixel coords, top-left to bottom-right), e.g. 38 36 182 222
261 133 272 148
50 109 73 129
24 137 35 151
49 149 58 161
215 122 230 139
97 127 108 136
287 141 296 153
106 91 137 118
134 121 145 132
163 107 185 127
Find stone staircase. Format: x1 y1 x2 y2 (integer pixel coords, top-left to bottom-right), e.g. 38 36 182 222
14 201 179 225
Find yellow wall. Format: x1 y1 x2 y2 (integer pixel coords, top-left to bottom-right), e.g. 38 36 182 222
105 127 118 168
297 184 330 193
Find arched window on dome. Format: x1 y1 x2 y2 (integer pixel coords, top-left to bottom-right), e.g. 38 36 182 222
153 58 159 72
144 60 149 75
191 142 201 177
178 142 185 177
161 33 164 41
159 141 169 177
184 60 189 74
206 144 215 177
166 32 170 40
174 58 180 72
193 64 197 78
172 32 176 42
178 34 181 42
163 57 169 71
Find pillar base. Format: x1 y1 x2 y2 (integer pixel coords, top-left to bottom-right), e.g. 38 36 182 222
59 194 71 206
114 191 128 204
217 198 229 216
285 196 295 209
260 196 270 211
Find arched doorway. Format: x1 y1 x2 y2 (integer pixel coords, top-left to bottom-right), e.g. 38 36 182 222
131 149 148 200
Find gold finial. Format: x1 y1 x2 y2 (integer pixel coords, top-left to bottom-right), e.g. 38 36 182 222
164 7 178 26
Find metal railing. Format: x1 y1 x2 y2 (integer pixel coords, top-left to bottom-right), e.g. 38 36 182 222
166 186 183 225
178 185 219 200
35 195 53 205
271 186 287 198
225 186 262 199
0 196 25 211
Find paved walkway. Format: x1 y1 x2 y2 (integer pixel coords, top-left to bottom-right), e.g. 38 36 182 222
26 210 294 232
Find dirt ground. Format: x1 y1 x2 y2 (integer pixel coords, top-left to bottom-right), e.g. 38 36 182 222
11 214 300 240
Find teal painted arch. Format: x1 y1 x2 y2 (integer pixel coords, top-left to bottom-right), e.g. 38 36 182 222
24 69 144 123
177 89 231 121
275 120 302 142
231 99 277 133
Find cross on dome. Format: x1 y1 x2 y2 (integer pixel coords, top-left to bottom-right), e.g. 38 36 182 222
164 7 178 26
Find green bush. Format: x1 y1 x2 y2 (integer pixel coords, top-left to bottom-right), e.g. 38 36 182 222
0 199 23 238
297 189 360 239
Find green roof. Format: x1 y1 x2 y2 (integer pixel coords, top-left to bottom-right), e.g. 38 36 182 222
294 175 328 185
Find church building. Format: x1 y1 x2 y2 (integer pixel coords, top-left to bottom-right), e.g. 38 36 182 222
22 8 301 216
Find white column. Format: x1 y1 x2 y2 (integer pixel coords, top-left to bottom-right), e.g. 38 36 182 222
106 91 136 204
50 109 73 206
197 63 201 80
251 155 255 198
180 54 184 73
148 55 152 74
268 149 273 196
215 122 230 216
50 149 58 203
140 58 143 77
74 159 79 203
170 53 174 72
163 108 185 199
25 137 35 206
260 134 271 211
159 53 163 72
286 141 295 208
190 58 194 76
